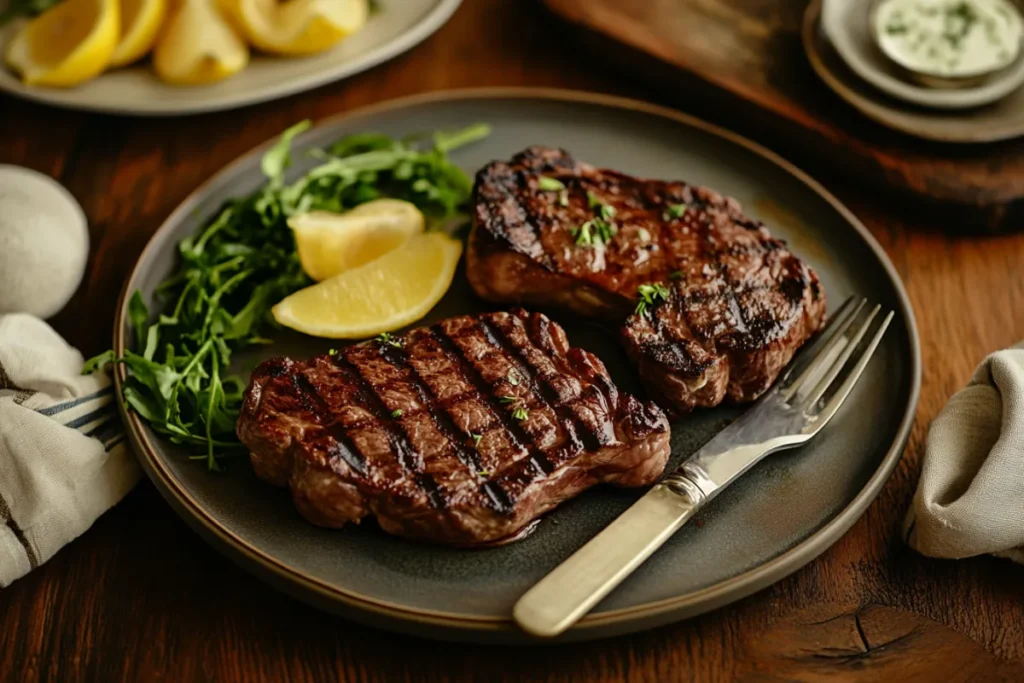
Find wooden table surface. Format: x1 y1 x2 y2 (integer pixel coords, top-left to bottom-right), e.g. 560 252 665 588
2 1 1023 681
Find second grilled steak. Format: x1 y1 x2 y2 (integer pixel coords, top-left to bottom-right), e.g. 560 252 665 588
467 146 826 412
237 309 670 546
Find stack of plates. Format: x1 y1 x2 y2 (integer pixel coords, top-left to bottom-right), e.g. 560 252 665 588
803 0 1024 143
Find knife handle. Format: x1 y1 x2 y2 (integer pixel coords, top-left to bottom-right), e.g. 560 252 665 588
513 475 706 637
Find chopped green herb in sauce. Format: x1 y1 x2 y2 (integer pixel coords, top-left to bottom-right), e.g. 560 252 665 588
634 282 670 317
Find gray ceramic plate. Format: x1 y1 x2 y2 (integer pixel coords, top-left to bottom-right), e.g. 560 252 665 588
806 0 1024 143
0 0 460 116
115 89 920 643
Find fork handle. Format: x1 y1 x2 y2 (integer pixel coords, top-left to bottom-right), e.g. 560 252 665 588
513 476 706 637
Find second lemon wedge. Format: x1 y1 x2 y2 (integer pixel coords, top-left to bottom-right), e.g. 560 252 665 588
110 0 168 67
153 0 249 85
223 0 369 56
289 199 426 282
272 232 463 339
4 0 120 87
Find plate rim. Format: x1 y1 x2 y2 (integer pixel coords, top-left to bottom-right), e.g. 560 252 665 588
804 0 1024 144
114 87 922 637
0 0 462 116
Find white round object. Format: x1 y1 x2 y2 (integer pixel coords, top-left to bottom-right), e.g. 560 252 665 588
0 166 88 319
822 0 1024 109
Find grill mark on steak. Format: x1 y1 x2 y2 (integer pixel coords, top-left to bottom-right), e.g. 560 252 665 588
289 373 366 474
429 324 555 487
376 342 513 515
331 351 446 510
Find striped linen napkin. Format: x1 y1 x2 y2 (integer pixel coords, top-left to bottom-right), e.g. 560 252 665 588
0 314 139 586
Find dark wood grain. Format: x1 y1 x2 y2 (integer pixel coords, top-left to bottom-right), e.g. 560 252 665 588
2 0 1024 681
542 0 1024 233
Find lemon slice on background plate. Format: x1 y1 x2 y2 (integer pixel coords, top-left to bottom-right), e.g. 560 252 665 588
110 0 168 67
153 0 249 85
222 0 369 56
290 199 426 282
4 0 120 87
272 232 463 339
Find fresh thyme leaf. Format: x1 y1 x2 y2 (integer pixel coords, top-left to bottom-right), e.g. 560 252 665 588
376 332 403 348
664 203 688 220
538 176 565 191
634 282 671 317
83 121 490 470
391 409 403 418
512 406 529 421
507 369 520 386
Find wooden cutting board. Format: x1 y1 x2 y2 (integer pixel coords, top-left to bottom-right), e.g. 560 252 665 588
542 0 1024 233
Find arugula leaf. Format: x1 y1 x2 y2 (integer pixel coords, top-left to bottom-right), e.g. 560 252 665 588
84 121 489 469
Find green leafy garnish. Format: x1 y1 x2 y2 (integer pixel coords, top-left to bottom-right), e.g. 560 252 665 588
471 433 483 447
84 121 490 470
634 282 670 317
636 228 651 243
538 176 565 191
376 332 403 348
478 469 491 477
507 369 520 386
0 0 60 25
573 218 616 247
512 406 529 421
391 409 403 418
498 395 517 404
558 190 570 207
664 203 688 220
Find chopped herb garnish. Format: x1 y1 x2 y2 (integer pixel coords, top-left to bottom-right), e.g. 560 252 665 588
587 191 601 209
329 348 338 355
499 395 517 404
507 369 520 386
390 409 403 418
669 270 683 281
634 282 670 317
478 469 491 477
376 332 402 348
573 218 616 247
538 176 565 191
600 204 616 220
559 190 569 207
512 406 529 421
471 433 483 446
636 228 651 243
664 203 688 220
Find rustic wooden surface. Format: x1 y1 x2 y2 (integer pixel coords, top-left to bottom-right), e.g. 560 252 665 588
542 0 1024 232
2 0 1024 681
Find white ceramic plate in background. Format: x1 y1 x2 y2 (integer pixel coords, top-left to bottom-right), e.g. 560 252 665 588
0 0 461 116
821 0 1024 109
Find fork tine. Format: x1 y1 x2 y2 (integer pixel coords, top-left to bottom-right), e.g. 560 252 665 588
799 304 881 409
809 311 893 428
781 297 864 400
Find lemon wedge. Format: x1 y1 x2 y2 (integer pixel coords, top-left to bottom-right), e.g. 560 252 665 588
223 0 369 56
4 0 120 87
273 232 463 339
110 0 168 67
289 199 425 282
153 0 249 85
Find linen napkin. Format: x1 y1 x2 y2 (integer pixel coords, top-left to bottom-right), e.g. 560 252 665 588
0 314 139 586
904 342 1024 564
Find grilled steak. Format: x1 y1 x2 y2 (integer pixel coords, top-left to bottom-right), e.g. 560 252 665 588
236 309 670 546
467 146 826 412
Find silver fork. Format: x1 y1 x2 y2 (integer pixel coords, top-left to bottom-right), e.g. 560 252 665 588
513 297 893 637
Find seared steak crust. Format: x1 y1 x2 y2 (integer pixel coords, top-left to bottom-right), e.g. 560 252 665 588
237 309 670 546
467 146 826 412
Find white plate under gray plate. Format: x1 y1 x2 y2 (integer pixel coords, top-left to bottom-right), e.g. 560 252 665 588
116 89 920 643
806 0 1024 143
821 0 1024 109
0 0 461 116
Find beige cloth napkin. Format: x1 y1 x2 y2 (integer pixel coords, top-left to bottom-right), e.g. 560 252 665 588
0 314 140 586
904 342 1024 564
